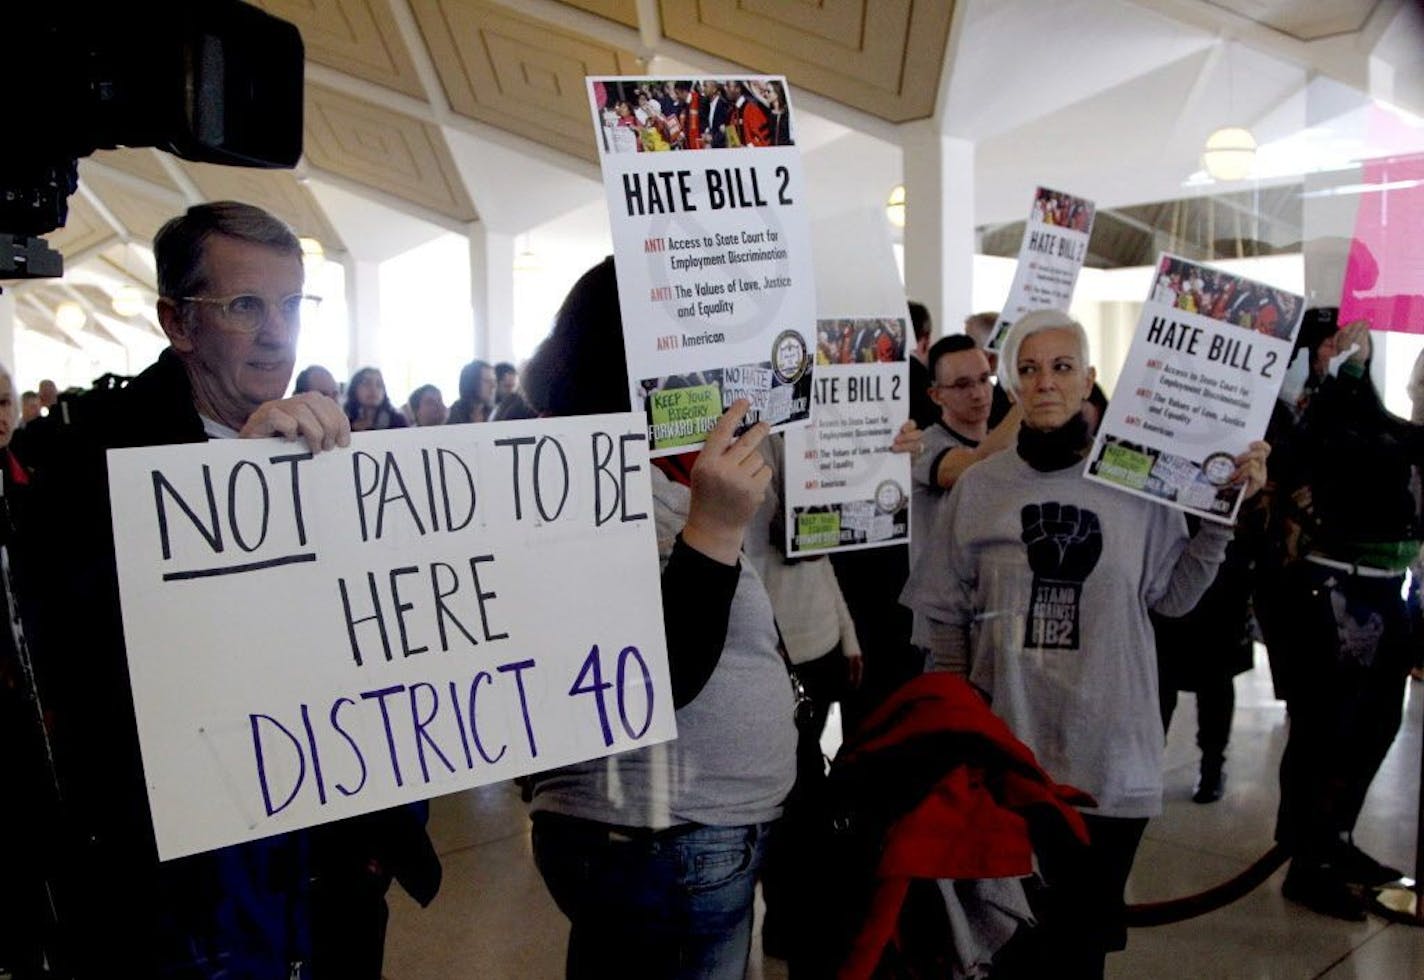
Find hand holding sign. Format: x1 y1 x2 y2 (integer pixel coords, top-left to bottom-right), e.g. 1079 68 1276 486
684 399 771 565
1230 440 1271 500
240 391 351 452
1338 319 1373 366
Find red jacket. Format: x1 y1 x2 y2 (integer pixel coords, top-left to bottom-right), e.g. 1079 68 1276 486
833 673 1093 979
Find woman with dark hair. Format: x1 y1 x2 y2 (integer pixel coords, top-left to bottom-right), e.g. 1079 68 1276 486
522 257 797 979
904 309 1267 978
292 364 340 401
344 367 407 431
447 359 495 425
407 384 447 426
766 81 792 146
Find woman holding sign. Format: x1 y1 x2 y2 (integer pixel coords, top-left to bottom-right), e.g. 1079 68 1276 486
520 258 797 980
904 309 1268 978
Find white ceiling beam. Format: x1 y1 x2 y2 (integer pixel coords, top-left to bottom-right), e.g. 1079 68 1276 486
387 0 455 115
1122 0 1372 90
295 162 471 235
633 0 662 53
1156 43 1225 171
152 151 206 205
933 0 976 132
78 158 190 211
74 177 133 244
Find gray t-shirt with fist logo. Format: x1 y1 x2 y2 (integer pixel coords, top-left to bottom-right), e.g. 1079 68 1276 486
902 450 1231 817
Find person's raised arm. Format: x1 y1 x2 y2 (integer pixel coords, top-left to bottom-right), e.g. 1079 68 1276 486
935 403 1023 490
662 401 772 707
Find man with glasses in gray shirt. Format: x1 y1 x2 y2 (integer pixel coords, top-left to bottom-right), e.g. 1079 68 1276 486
906 335 1022 673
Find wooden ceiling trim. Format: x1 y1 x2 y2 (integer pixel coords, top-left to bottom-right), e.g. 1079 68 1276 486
75 171 181 246
45 193 118 259
410 0 642 162
657 0 953 122
557 0 640 29
90 148 181 192
254 0 429 99
177 161 348 247
303 83 478 221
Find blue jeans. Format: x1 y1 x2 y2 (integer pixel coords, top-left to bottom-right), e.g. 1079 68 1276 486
532 813 770 980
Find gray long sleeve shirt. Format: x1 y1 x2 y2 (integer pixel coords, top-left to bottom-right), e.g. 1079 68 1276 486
901 450 1231 817
532 467 797 828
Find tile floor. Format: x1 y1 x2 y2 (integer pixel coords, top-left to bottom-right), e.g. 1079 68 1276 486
385 650 1424 978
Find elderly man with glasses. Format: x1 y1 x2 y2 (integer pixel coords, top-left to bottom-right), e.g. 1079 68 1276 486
14 202 396 978
903 334 1023 674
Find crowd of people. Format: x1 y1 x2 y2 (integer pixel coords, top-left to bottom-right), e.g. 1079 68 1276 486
1153 255 1303 340
595 78 793 155
1 199 1420 980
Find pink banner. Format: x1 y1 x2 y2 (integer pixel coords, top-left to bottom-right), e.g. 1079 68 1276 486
1338 112 1424 333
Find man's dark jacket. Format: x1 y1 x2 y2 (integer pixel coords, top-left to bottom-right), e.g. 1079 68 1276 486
18 350 438 978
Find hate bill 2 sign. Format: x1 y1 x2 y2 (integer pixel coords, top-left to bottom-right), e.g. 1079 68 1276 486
589 76 817 455
108 414 671 861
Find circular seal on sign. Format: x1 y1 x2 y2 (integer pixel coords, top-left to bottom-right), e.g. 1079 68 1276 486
1201 451 1236 487
772 330 809 384
874 479 906 514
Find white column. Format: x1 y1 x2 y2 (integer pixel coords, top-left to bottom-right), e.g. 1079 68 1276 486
0 290 15 378
467 221 516 362
902 123 976 339
344 256 383 375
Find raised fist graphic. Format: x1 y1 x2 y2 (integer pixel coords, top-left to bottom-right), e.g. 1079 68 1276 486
1020 502 1103 650
1021 502 1103 583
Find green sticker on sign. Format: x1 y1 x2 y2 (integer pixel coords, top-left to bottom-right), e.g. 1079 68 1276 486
796 512 841 551
1097 444 1153 489
649 384 720 449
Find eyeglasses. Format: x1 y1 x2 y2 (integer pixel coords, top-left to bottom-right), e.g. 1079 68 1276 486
178 292 322 333
934 376 992 393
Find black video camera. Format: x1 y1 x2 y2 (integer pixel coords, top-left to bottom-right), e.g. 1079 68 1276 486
2 0 306 280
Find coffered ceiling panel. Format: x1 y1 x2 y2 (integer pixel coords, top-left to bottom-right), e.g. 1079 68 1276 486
90 147 181 192
179 161 347 248
253 0 428 98
658 0 954 122
1203 0 1378 41
303 83 478 221
409 0 642 161
75 168 182 246
46 192 117 259
558 0 640 28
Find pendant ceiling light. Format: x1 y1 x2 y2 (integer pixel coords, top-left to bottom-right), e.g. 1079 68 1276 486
1202 42 1256 182
112 284 145 317
1203 126 1257 181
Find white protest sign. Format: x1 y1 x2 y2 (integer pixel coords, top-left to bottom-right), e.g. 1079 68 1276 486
588 76 816 455
1085 254 1304 523
782 317 910 555
107 414 672 861
987 186 1096 349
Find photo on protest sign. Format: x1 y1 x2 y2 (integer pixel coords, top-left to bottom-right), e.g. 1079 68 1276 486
588 75 816 456
783 317 911 556
108 416 671 860
987 186 1096 349
1085 254 1303 523
592 78 795 154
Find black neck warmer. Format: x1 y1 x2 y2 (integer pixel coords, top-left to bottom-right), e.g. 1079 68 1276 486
1017 411 1092 472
